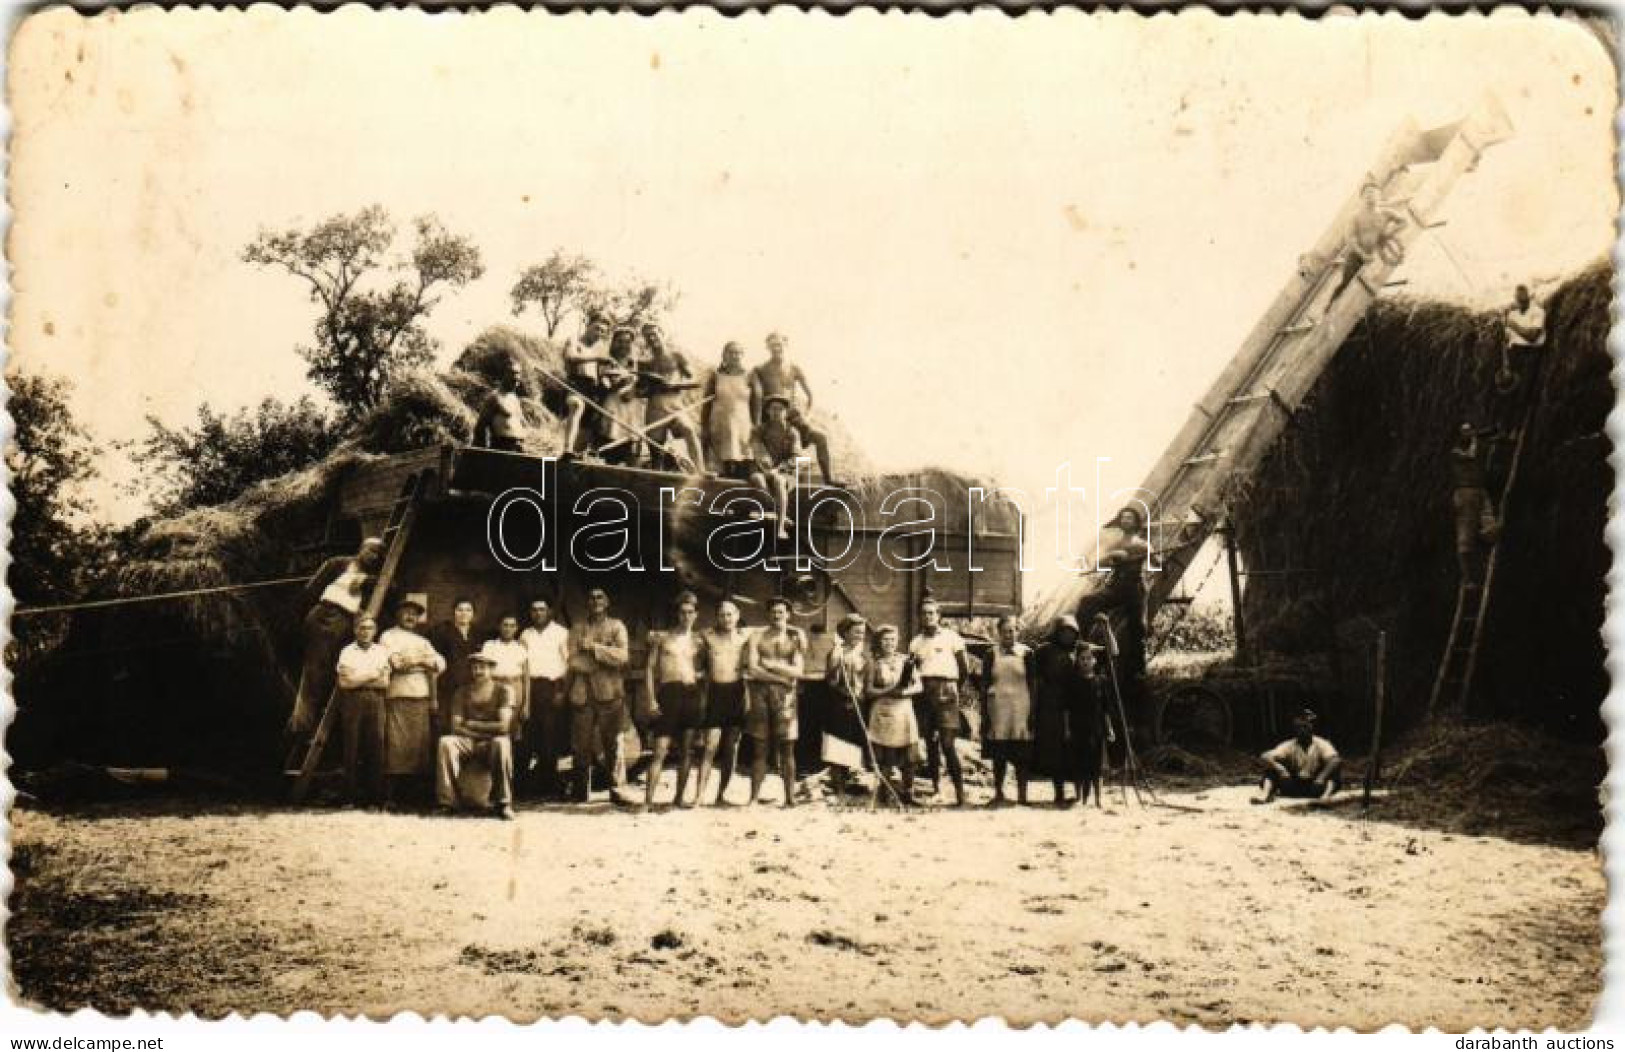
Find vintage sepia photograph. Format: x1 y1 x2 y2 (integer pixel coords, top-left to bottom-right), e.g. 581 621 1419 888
2 5 1617 1034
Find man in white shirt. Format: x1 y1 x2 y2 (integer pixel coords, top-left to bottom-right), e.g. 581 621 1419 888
1498 284 1548 432
520 598 571 798
908 598 971 807
380 596 446 804
334 614 393 805
1253 708 1342 804
288 537 385 734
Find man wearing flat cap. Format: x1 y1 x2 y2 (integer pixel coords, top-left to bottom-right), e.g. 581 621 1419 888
1254 708 1342 804
436 651 517 820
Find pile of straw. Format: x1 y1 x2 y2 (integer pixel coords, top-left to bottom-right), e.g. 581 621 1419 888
1238 262 1612 741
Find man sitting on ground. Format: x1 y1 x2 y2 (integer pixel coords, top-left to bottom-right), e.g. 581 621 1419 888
436 652 517 820
1252 708 1342 804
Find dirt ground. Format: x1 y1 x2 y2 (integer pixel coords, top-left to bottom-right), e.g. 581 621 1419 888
7 771 1602 1030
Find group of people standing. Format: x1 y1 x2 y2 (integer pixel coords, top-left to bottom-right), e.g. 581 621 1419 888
475 320 841 525
296 554 1127 818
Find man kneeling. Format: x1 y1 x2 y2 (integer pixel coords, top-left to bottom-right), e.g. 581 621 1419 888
1253 708 1342 804
437 652 517 820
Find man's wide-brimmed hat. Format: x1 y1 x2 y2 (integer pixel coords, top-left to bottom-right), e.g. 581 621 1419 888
1053 614 1081 634
469 652 498 666
762 393 792 410
398 592 429 613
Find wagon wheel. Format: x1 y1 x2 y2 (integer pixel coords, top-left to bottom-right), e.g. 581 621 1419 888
1153 684 1234 750
785 570 830 619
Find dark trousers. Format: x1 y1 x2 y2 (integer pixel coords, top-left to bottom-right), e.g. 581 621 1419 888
520 677 567 795
338 687 387 803
292 601 354 730
1078 584 1146 678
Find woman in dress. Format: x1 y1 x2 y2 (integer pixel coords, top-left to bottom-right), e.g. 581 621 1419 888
702 341 755 478
980 614 1035 806
824 614 870 804
865 625 919 808
1032 615 1086 807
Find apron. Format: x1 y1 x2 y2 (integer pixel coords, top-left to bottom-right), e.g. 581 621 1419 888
708 370 753 463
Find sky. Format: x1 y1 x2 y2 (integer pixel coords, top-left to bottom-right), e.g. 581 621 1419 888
7 7 1618 603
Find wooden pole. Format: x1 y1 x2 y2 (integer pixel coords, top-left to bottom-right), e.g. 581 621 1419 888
1221 522 1249 666
1363 630 1387 808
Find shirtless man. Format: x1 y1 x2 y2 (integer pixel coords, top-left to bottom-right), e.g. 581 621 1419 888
698 598 752 805
637 323 706 473
1324 183 1406 311
745 597 806 807
749 332 837 485
642 591 707 812
557 313 612 455
473 360 527 452
598 326 645 465
750 395 802 541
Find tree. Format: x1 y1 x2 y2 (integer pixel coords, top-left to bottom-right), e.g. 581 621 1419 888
574 275 681 331
131 396 341 516
243 206 485 420
7 369 101 605
511 251 596 337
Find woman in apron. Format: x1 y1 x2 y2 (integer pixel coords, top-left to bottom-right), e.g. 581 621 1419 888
702 341 755 477
824 614 870 804
865 625 920 808
980 614 1035 807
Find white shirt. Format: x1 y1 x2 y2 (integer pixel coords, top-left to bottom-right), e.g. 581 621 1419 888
521 622 570 680
379 627 445 699
909 628 966 680
335 641 393 691
319 563 368 614
480 638 530 680
1506 302 1546 348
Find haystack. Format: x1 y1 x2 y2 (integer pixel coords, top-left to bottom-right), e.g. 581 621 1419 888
1237 261 1612 741
14 322 945 775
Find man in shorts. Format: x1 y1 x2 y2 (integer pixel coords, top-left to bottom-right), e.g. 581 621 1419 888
699 598 752 805
1450 422 1501 583
636 323 706 473
642 591 707 812
908 597 971 807
1322 182 1405 314
556 313 612 456
1252 708 1342 804
745 596 806 808
749 332 838 486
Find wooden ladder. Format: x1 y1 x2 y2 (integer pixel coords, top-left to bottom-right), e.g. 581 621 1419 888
287 472 427 802
1425 376 1544 718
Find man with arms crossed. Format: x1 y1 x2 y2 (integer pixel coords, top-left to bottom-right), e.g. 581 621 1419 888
436 652 517 820
908 598 972 807
745 597 806 808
